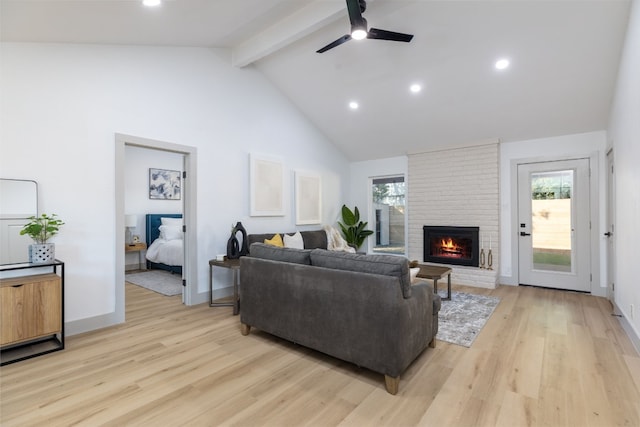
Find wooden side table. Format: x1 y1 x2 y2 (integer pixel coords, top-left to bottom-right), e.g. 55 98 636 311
417 264 452 301
125 242 147 270
209 258 240 315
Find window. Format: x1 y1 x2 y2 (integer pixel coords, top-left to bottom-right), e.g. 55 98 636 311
371 176 405 255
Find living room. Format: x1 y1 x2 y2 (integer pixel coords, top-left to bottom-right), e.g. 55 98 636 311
1 0 639 424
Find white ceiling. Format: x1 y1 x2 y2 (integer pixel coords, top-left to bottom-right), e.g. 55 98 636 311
1 0 631 161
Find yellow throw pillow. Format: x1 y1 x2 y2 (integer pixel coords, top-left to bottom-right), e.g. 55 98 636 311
264 233 284 247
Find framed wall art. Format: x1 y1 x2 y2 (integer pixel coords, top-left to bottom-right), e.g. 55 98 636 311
149 168 181 200
249 154 284 216
295 171 321 225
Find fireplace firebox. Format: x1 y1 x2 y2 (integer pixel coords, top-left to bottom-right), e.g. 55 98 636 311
423 226 479 267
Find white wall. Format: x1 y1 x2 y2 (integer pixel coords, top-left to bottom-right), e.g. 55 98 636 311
350 156 408 252
499 131 607 296
0 43 349 332
608 0 640 346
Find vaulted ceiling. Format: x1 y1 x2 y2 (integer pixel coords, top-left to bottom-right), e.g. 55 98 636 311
1 0 631 161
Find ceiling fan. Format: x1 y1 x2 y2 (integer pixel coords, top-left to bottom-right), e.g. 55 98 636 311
317 0 414 53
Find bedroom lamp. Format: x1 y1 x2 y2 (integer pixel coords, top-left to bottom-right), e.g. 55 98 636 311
125 214 137 245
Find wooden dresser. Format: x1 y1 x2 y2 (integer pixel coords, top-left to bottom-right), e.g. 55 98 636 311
0 260 64 365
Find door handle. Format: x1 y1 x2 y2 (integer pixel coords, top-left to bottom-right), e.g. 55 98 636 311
520 232 531 236
604 232 612 237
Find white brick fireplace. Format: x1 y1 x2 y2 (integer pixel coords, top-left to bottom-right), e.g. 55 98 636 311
408 141 499 288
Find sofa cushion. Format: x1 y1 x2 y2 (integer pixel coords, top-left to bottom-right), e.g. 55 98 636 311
264 233 284 247
249 243 312 265
248 230 328 252
299 230 328 249
284 231 304 249
310 249 412 298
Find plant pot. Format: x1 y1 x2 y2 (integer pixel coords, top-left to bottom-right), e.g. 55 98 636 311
29 243 55 263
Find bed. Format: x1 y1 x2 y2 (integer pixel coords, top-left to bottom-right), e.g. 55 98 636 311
145 214 183 274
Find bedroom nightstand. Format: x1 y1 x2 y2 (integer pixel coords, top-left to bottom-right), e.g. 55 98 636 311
125 242 147 270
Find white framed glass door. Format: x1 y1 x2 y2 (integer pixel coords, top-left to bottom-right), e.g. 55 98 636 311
517 159 590 292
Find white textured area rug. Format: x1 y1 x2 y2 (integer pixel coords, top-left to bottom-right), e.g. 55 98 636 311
125 270 182 296
435 291 500 347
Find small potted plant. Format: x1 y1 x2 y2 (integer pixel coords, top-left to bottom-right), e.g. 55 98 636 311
338 205 374 251
20 213 65 263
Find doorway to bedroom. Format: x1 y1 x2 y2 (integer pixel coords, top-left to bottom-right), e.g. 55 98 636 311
124 145 185 301
115 133 198 324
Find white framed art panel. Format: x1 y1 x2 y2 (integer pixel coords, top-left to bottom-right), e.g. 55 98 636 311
295 171 321 225
250 154 285 216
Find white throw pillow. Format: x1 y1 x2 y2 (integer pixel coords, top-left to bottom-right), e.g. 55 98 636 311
159 225 182 241
284 231 304 249
161 217 182 227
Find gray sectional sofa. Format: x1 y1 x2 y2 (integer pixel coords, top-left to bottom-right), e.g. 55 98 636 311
239 241 441 395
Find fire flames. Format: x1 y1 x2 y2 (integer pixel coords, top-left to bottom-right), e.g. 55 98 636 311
441 238 456 249
438 237 463 256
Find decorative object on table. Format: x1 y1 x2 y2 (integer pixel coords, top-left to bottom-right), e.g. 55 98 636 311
487 233 493 270
235 222 249 256
132 235 140 243
149 168 181 200
226 222 249 259
20 213 64 263
295 171 321 225
249 154 284 217
337 205 374 251
125 214 137 244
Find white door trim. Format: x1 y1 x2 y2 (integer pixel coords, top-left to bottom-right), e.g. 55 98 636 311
115 133 198 323
606 148 616 304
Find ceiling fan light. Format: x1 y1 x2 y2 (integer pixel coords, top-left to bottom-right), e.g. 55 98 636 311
351 18 368 40
352 29 367 40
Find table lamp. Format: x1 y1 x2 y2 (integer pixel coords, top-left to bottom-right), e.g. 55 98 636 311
125 214 137 244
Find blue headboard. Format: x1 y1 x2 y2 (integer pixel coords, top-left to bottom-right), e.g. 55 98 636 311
145 213 182 246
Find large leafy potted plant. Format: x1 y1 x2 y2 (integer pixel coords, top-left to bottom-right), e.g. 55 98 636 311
338 205 374 251
20 213 64 263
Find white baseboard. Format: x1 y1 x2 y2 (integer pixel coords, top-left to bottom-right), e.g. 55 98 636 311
614 301 640 355
66 312 122 337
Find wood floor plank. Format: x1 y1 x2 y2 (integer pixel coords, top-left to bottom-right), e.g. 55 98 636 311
1 282 639 426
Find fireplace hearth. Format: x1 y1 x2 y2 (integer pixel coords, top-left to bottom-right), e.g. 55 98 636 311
423 226 479 267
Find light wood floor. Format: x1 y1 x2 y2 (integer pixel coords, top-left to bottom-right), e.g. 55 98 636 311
1 283 639 426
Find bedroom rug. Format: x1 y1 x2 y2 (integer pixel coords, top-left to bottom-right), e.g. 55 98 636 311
435 291 500 347
125 270 182 296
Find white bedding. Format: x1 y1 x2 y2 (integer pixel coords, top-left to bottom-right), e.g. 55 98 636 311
146 238 183 266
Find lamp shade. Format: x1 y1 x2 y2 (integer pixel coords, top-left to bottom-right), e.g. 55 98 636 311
125 215 137 228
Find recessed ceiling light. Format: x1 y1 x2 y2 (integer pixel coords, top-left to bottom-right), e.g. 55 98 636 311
495 58 510 70
143 0 161 7
349 101 359 110
410 84 422 93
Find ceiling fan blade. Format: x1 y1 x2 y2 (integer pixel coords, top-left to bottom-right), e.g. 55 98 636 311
316 35 352 53
367 28 414 43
